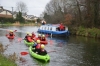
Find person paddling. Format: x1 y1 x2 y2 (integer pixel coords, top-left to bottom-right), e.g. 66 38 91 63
31 32 36 40
41 34 46 41
32 40 41 52
6 30 15 39
37 44 47 55
26 34 34 42
24 32 30 40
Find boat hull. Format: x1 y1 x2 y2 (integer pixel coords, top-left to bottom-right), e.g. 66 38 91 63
29 46 50 62
24 40 34 47
37 29 69 36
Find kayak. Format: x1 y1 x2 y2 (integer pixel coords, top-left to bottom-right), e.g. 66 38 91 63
40 41 48 45
6 34 14 39
24 40 34 47
29 46 50 62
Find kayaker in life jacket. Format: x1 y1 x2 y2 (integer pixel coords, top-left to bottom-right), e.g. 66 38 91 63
33 40 41 52
35 34 41 41
37 44 47 55
24 32 30 40
41 35 46 41
8 30 15 37
26 34 34 42
31 32 36 39
59 23 65 31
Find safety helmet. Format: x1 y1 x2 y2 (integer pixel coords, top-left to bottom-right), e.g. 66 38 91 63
26 32 30 34
41 44 45 49
38 34 41 37
37 40 40 43
42 35 45 37
10 30 13 32
29 34 32 36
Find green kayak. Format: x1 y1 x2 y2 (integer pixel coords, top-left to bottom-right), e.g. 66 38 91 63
29 46 50 62
24 40 34 46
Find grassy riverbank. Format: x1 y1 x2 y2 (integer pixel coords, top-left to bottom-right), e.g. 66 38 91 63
69 26 100 38
0 54 17 66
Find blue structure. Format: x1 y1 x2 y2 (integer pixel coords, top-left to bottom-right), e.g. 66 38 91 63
37 24 69 37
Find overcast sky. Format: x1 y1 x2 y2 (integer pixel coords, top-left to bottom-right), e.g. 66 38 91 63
0 0 50 17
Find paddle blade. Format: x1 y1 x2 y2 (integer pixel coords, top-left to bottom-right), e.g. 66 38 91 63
18 38 23 42
14 30 17 32
20 52 29 55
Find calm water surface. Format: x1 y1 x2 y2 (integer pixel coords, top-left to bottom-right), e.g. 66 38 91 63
0 26 100 66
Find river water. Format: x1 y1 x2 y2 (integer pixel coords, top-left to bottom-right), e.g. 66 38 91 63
0 25 100 66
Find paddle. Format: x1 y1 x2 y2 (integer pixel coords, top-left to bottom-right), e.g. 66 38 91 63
6 30 17 32
17 38 23 42
20 50 56 56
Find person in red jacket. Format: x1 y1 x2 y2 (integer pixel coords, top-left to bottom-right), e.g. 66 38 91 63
24 32 30 40
59 23 65 31
26 34 34 42
32 40 41 52
31 32 36 39
41 35 46 41
9 30 15 37
6 30 15 39
35 34 42 41
37 44 47 55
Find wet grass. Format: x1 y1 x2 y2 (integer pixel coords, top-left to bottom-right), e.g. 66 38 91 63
0 43 17 66
0 54 17 66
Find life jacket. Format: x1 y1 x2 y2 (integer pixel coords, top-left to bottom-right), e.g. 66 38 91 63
59 24 64 30
31 34 36 39
27 36 33 42
36 44 41 49
41 37 46 41
35 37 41 41
9 33 15 36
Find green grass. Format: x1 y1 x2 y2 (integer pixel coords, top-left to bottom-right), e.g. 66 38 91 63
70 26 100 38
0 54 17 66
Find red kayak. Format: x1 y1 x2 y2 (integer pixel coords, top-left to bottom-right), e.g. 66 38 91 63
6 34 15 39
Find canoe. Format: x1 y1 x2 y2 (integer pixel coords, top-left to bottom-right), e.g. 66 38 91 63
40 41 48 45
24 40 34 47
29 46 50 62
6 34 14 39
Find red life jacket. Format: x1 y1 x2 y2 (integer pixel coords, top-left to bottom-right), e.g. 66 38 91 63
27 36 33 42
41 38 46 41
31 34 36 39
36 44 41 49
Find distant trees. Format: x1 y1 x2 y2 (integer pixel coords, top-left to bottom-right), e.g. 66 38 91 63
43 0 100 28
16 1 27 23
16 1 28 13
15 11 25 23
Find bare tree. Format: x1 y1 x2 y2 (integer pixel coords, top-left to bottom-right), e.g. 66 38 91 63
16 1 28 13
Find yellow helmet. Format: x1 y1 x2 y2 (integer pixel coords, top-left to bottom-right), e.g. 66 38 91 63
29 34 32 36
38 34 41 37
37 40 40 43
42 35 45 37
10 30 13 32
41 44 45 49
26 32 30 34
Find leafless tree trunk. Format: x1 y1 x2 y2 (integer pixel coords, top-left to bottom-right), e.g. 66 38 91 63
16 1 28 13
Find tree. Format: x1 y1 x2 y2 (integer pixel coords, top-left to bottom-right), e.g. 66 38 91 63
16 11 25 23
16 1 28 13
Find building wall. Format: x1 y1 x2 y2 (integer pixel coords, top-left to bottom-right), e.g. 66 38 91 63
0 11 12 18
